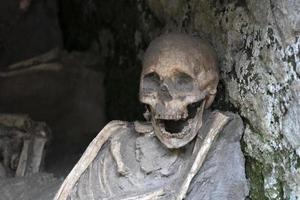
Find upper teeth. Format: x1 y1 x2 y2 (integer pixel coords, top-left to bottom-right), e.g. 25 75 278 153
157 119 193 138
154 113 188 120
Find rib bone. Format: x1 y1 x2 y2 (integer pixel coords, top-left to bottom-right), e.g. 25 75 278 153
176 111 229 200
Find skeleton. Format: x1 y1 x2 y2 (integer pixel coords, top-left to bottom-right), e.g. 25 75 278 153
55 33 249 200
0 114 49 177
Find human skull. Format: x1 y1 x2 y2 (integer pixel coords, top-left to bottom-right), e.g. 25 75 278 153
139 33 219 148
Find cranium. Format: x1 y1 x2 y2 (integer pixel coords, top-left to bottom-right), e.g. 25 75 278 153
139 33 219 148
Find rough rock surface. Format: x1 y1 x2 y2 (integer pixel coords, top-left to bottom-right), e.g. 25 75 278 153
59 0 160 121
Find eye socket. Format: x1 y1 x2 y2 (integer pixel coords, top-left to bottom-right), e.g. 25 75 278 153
174 72 194 91
142 72 160 93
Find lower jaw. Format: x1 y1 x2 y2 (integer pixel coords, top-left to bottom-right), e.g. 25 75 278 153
150 100 206 148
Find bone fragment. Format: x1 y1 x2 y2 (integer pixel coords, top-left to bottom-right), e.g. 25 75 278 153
54 121 126 200
0 48 61 78
15 139 30 176
102 151 112 195
0 63 63 78
176 111 230 200
110 137 129 176
15 136 47 176
8 48 60 70
29 136 47 174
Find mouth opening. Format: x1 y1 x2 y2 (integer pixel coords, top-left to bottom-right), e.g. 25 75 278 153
162 119 187 133
158 100 203 134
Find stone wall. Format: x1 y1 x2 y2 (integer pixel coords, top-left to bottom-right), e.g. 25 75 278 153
59 0 161 121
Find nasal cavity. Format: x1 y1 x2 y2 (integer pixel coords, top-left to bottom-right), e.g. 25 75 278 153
159 85 172 101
